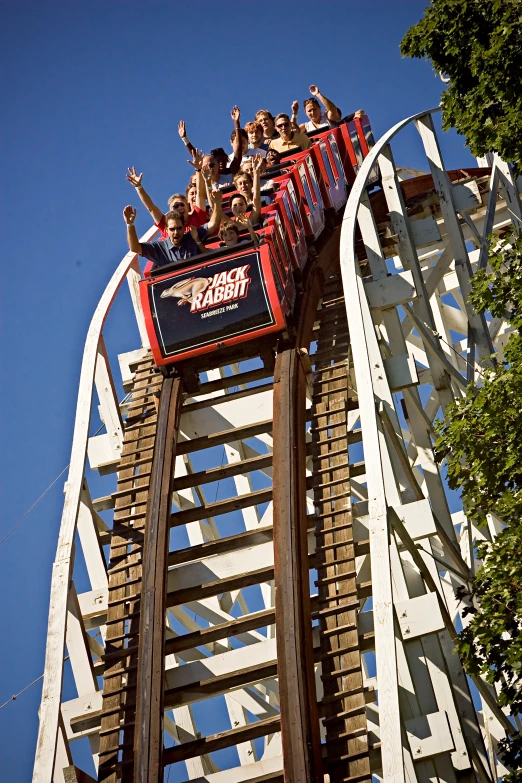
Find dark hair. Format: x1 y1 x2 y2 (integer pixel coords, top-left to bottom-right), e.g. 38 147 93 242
274 113 290 125
219 220 240 239
266 148 282 165
231 193 248 206
230 129 248 143
164 210 184 225
304 97 320 109
210 147 227 158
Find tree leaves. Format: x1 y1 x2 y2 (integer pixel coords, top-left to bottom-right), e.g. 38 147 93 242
433 229 522 776
401 0 522 171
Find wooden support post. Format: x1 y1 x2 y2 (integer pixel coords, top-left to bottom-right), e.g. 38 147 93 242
272 348 323 783
134 377 182 783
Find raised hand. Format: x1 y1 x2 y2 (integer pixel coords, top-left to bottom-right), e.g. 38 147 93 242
235 213 250 226
126 167 143 187
189 225 198 240
309 84 320 96
178 120 186 138
252 153 264 172
188 148 204 170
354 108 365 118
231 105 240 123
210 189 223 206
202 162 213 182
123 205 137 225
291 100 299 115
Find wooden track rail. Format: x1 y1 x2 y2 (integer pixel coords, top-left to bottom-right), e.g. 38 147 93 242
33 107 522 783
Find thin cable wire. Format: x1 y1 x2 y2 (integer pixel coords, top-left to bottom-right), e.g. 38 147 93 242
0 422 102 548
0 657 69 711
0 390 133 549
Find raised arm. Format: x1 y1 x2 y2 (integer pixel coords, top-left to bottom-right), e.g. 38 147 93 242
249 154 263 224
309 84 341 123
123 206 142 255
189 225 206 254
291 100 300 132
126 168 164 225
229 106 242 175
236 214 259 246
206 190 223 235
178 120 197 159
189 149 207 212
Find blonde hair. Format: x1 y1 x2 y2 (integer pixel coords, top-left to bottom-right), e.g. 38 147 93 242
167 193 187 209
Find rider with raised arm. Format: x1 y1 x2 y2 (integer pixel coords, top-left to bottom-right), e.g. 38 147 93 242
126 151 210 238
179 108 244 178
122 192 222 271
292 84 342 132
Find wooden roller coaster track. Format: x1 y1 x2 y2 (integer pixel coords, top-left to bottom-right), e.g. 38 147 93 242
33 108 522 783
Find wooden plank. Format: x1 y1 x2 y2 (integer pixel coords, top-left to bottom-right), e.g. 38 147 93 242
164 608 276 655
98 360 160 783
173 453 272 491
164 660 278 708
134 377 182 783
166 565 275 608
193 366 274 396
162 716 281 765
176 418 273 455
170 487 272 527
273 348 323 783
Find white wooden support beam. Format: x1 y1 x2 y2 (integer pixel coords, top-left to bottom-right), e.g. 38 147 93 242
94 336 123 458
126 257 150 348
405 711 454 760
364 271 417 310
415 114 495 365
396 593 445 640
77 482 108 591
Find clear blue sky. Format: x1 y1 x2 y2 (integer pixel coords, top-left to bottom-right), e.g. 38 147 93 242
0 1 473 780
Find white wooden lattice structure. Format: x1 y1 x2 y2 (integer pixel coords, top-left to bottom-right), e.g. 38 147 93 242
33 107 521 783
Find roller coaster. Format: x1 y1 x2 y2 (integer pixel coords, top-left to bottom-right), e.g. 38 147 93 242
33 106 522 783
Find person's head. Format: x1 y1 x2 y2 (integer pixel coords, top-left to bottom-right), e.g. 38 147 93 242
304 97 322 123
230 129 248 155
185 182 197 209
210 148 229 174
255 110 276 138
164 210 185 246
167 194 188 224
189 171 198 186
245 121 264 149
266 148 282 168
230 193 248 217
219 220 240 247
274 113 293 141
202 154 220 182
240 158 253 174
233 171 253 198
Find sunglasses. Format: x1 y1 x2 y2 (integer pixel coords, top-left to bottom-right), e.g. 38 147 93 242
172 202 185 209
208 161 216 168
276 122 290 129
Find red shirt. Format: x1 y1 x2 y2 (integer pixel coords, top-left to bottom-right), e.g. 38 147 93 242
155 204 208 238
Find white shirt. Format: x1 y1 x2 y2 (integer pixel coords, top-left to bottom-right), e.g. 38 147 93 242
304 112 337 132
228 148 267 165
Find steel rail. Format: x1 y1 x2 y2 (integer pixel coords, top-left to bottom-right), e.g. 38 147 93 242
32 228 157 783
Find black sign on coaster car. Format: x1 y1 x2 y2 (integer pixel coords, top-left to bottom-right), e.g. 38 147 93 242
148 251 276 359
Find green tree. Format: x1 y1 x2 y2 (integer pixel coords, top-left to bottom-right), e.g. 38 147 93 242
400 0 522 170
434 232 522 778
